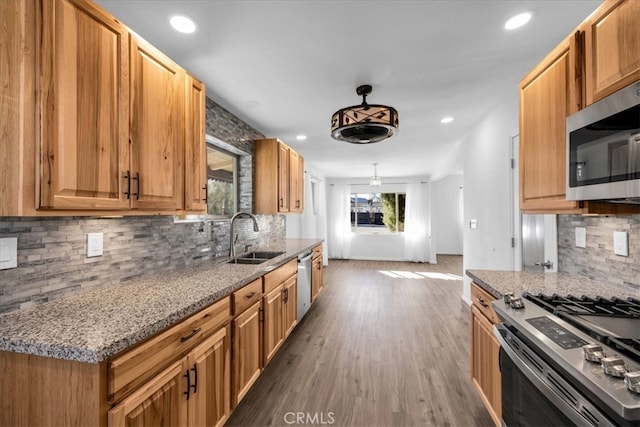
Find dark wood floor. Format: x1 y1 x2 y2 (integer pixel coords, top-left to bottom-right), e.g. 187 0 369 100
225 256 494 427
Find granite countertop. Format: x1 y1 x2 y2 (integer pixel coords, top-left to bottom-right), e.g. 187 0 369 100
467 269 640 301
0 238 322 363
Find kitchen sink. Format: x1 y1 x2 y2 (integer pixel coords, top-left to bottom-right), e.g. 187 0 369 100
243 251 284 259
227 251 285 265
228 258 269 265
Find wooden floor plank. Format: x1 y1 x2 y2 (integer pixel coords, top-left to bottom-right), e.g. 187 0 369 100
225 256 495 427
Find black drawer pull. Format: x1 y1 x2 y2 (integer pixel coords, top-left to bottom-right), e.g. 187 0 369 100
477 297 489 308
245 291 257 299
180 327 202 343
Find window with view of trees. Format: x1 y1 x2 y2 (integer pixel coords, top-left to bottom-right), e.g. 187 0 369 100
206 144 237 217
351 193 405 233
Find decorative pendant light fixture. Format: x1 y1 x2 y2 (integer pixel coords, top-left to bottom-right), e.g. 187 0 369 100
370 163 382 186
331 85 398 144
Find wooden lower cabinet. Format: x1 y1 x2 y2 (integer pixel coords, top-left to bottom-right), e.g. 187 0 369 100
470 299 501 427
108 359 187 427
262 284 285 366
109 326 230 427
283 275 297 338
232 300 263 406
311 246 323 303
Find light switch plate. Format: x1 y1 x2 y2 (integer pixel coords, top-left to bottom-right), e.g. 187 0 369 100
470 219 478 229
575 227 586 248
0 237 18 270
87 233 103 257
613 231 628 257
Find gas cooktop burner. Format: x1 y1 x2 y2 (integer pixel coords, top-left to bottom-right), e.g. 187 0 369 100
523 292 640 363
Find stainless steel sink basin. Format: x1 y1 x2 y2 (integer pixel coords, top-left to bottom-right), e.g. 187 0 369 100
227 251 285 265
228 258 269 265
244 251 284 259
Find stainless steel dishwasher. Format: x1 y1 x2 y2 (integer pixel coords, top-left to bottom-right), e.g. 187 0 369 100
297 251 313 322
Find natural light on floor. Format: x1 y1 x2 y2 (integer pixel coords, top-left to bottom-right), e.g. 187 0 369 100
378 271 462 280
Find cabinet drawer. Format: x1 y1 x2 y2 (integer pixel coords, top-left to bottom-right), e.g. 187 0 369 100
263 259 297 294
233 278 263 315
471 283 500 325
312 244 322 260
108 296 231 403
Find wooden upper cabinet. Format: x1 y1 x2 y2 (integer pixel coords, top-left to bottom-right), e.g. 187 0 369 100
277 141 290 212
519 35 583 213
39 0 130 210
184 74 207 213
254 138 304 214
289 151 304 213
584 0 640 105
130 36 185 211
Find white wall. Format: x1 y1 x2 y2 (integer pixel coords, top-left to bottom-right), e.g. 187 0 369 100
462 91 518 304
432 174 463 255
286 164 328 265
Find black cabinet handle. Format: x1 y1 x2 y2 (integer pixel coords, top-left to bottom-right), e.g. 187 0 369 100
131 172 140 200
183 369 191 400
279 197 284 207
180 327 202 343
191 363 198 394
246 291 257 299
124 171 131 199
202 185 207 203
477 297 489 308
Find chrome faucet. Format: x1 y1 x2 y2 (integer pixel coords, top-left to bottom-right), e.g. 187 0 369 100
229 211 259 258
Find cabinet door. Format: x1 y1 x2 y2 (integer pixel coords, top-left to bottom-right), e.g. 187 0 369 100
108 359 188 427
311 256 322 303
39 0 130 210
283 275 297 338
232 301 262 406
184 74 207 213
188 327 230 427
585 0 640 104
470 306 501 427
262 285 284 366
277 142 290 212
130 35 184 211
289 150 302 213
519 37 581 213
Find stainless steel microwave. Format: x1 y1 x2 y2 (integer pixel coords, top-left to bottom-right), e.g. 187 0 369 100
566 81 640 202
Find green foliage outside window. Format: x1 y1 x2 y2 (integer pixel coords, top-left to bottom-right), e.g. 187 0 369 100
381 193 405 232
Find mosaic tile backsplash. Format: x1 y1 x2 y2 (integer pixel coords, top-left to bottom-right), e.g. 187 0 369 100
558 215 640 290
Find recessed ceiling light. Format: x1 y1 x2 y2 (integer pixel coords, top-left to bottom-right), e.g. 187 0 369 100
296 135 307 141
169 15 197 34
440 116 454 124
504 12 532 30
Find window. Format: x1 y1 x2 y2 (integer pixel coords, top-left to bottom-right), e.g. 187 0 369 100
175 135 248 223
351 192 405 233
206 144 237 217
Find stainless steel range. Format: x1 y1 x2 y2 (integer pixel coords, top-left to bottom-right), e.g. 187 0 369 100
493 292 640 426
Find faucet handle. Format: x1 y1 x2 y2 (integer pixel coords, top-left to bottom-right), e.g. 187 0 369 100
244 244 252 253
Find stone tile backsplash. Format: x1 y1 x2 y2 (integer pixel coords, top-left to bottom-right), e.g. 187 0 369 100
0 96 285 313
558 215 640 289
0 215 284 313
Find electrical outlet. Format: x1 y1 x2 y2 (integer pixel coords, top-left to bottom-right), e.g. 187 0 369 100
613 231 628 257
87 233 104 257
0 237 18 270
575 227 586 248
470 219 478 229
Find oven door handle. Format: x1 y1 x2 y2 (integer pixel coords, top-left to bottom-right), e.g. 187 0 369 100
494 324 615 427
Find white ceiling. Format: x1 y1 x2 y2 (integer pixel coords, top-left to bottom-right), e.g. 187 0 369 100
97 0 601 180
